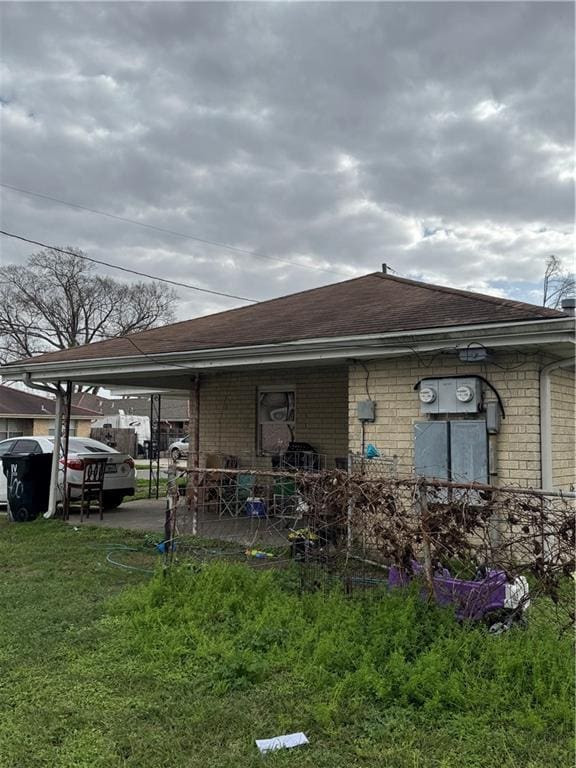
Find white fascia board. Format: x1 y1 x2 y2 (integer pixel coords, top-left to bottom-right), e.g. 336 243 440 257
2 318 573 383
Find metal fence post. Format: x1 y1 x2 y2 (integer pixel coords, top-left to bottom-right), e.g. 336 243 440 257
417 479 435 599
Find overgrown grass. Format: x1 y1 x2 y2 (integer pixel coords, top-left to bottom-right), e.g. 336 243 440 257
0 518 573 767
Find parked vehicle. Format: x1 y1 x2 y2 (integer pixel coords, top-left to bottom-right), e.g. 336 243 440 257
168 436 189 461
0 436 136 510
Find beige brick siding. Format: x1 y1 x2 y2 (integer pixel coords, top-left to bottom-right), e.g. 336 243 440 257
32 418 51 436
550 366 575 490
32 418 92 438
192 352 573 489
348 352 550 489
198 366 348 466
75 420 92 438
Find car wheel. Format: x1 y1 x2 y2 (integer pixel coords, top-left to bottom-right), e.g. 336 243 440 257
102 492 125 510
171 448 181 461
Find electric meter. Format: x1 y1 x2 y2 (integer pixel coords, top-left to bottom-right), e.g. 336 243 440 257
419 387 437 404
455 385 474 403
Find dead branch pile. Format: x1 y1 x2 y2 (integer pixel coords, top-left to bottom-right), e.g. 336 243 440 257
296 471 575 623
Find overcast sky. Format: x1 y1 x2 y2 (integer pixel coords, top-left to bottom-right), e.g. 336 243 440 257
1 1 574 321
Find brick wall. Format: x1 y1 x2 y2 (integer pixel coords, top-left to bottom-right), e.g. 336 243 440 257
75 420 92 438
192 353 573 488
198 366 348 465
549 366 575 490
348 352 551 489
32 418 92 438
32 418 51 436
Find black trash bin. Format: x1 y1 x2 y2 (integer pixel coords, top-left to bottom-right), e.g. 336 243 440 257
2 453 53 522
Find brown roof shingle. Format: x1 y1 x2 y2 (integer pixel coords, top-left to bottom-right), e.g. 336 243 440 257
12 272 567 366
0 385 99 417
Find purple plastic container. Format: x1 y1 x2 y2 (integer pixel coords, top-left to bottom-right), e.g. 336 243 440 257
388 560 529 623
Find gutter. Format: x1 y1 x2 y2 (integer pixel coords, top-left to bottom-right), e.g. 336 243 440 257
540 357 576 491
1 321 574 383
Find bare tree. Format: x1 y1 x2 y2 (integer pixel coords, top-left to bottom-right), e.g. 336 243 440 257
0 247 177 364
543 254 575 308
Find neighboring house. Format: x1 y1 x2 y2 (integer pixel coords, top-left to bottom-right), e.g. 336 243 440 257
71 392 189 450
1 272 574 490
0 385 99 439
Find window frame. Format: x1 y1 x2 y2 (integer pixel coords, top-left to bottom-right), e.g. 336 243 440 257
256 385 296 455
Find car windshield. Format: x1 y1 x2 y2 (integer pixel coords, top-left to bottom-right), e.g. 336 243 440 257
46 437 116 454
68 438 113 453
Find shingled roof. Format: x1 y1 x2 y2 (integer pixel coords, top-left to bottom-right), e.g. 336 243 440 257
0 385 99 417
14 272 566 365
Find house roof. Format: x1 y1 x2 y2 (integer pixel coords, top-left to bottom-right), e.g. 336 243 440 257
0 385 100 418
5 272 568 366
71 392 189 421
71 392 118 415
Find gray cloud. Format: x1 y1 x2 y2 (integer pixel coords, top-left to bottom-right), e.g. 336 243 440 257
0 1 573 320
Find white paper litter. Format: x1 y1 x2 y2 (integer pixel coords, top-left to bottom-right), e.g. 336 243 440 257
255 732 309 753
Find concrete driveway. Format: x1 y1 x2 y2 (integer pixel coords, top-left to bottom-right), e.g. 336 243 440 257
66 498 291 547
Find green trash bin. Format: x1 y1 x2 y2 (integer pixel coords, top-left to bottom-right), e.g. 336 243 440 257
2 453 53 522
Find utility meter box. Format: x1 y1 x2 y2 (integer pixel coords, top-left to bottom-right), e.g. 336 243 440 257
418 377 482 414
357 399 376 422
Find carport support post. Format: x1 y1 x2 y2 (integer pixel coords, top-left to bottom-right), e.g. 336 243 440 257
186 376 200 536
45 383 64 519
61 382 73 519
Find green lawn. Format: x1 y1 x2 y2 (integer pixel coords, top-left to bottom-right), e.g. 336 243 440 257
0 518 572 768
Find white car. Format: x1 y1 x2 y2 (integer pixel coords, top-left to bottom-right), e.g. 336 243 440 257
0 436 136 510
168 436 189 461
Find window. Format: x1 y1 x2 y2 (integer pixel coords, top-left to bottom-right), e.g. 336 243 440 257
0 440 16 456
48 420 77 437
67 438 109 453
11 439 42 454
0 418 26 442
257 387 295 454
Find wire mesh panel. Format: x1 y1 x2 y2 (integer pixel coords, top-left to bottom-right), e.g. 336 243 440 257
163 462 575 629
349 454 399 478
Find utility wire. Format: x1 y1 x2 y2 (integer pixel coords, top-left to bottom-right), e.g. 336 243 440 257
0 182 354 277
0 231 258 303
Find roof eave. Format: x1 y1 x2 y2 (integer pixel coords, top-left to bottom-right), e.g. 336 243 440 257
0 316 573 384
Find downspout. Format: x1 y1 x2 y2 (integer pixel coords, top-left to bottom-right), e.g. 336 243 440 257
46 386 64 518
23 374 63 519
540 357 575 491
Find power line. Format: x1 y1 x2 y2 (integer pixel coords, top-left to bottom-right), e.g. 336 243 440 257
0 230 258 304
0 181 354 277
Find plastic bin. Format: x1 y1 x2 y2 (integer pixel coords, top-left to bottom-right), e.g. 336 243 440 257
2 453 53 522
245 497 267 518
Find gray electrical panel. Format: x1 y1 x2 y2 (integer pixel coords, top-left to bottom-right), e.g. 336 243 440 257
485 401 501 434
414 420 488 483
414 422 449 479
357 399 376 421
450 421 488 484
418 377 483 415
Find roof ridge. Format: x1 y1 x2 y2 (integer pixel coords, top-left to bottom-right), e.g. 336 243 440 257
61 270 375 347
374 272 566 316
